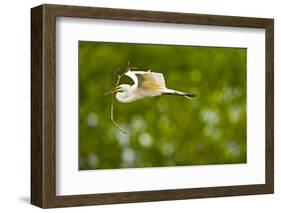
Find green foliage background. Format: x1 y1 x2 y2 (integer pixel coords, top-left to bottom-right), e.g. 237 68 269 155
79 41 247 170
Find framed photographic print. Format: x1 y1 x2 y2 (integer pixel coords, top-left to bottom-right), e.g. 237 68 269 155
31 4 274 208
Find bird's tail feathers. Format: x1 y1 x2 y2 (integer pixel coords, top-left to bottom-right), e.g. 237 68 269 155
162 89 196 100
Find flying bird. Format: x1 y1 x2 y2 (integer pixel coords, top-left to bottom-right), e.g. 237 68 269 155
106 70 196 103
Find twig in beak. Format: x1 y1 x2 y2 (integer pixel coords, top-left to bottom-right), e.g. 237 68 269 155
104 89 113 96
113 68 121 82
116 72 125 86
110 95 127 134
109 68 127 134
104 85 118 96
127 61 138 71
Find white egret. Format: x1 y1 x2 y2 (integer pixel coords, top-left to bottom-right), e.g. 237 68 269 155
106 69 196 103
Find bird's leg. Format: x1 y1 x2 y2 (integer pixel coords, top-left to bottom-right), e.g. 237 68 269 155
184 95 192 100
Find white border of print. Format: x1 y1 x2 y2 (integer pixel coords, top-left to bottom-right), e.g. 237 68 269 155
56 17 265 195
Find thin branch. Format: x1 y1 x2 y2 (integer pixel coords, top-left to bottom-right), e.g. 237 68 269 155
116 73 125 86
110 95 127 134
109 68 127 134
127 61 138 71
113 68 121 82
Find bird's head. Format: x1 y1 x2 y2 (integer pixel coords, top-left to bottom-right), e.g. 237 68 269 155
104 84 131 96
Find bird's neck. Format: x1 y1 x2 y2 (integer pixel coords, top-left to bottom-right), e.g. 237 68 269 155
116 91 141 103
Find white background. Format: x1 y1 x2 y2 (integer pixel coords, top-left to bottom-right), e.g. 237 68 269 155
0 0 279 212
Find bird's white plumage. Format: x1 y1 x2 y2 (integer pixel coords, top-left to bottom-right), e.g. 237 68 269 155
113 69 195 103
126 70 166 89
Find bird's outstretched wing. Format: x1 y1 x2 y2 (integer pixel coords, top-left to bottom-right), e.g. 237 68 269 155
136 72 166 90
126 70 166 91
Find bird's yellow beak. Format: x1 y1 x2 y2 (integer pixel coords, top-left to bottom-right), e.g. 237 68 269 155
104 85 121 96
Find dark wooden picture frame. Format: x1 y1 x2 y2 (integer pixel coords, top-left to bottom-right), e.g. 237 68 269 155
31 4 274 208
